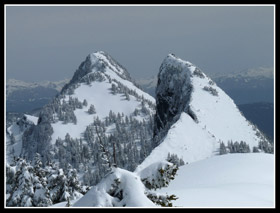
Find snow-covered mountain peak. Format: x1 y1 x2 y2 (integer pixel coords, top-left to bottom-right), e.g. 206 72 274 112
60 51 136 96
159 53 199 77
14 51 155 180
143 54 270 170
154 54 204 143
82 51 132 81
164 53 192 65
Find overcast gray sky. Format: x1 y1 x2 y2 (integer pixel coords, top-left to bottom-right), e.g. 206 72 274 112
5 5 274 82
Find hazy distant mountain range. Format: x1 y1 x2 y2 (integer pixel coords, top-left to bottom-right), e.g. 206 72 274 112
136 66 274 105
6 66 274 113
6 79 70 113
238 102 273 141
212 67 274 105
6 66 274 140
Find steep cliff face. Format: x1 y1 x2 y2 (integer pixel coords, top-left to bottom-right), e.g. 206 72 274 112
140 54 270 170
153 54 199 147
21 117 53 161
6 115 39 163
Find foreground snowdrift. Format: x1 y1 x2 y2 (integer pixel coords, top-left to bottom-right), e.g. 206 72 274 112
73 167 155 207
157 153 274 207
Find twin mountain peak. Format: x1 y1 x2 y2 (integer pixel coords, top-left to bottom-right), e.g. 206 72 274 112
10 51 269 171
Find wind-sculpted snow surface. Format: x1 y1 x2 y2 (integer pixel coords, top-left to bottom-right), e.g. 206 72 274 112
157 153 274 207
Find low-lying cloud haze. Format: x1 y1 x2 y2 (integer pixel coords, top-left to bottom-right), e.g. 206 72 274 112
5 5 274 82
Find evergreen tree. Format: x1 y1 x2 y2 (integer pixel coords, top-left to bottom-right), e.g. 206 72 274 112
88 104 96 114
253 146 260 153
111 83 118 95
167 153 185 167
141 162 178 190
46 162 68 203
7 158 35 207
33 177 53 206
83 99 88 107
95 125 112 169
124 92 130 101
6 154 88 207
6 163 16 199
10 133 16 145
258 140 274 154
65 164 83 200
32 153 53 206
225 140 251 154
219 142 227 155
146 191 178 207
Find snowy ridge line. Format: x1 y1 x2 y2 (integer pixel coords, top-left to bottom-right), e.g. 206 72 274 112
140 53 271 172
6 51 274 207
92 51 130 80
80 51 155 104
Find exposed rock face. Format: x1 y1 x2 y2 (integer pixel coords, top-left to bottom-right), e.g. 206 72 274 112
16 115 35 132
21 109 54 162
153 54 198 147
139 54 272 170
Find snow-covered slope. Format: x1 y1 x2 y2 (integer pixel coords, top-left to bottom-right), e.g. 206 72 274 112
138 54 269 171
189 67 264 145
51 81 150 144
157 153 275 207
49 51 154 144
136 113 218 171
11 51 156 185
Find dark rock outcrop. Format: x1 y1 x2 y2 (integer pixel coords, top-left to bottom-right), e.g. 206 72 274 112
153 54 198 147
